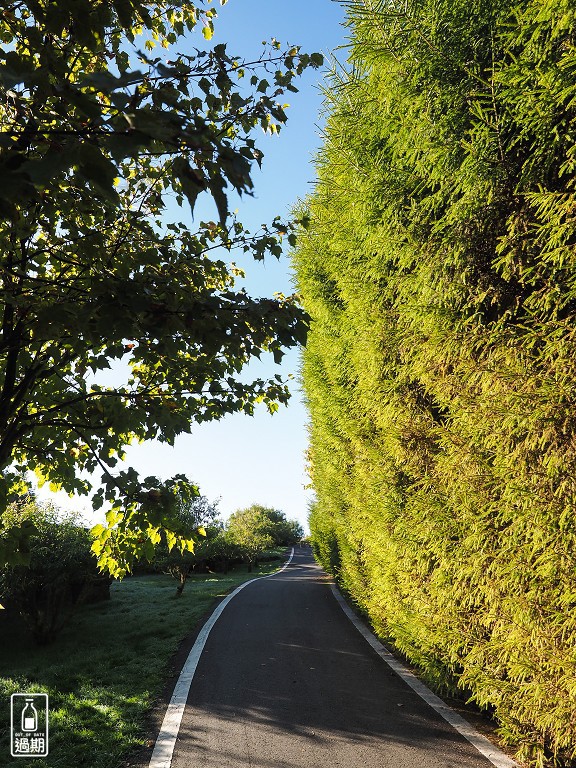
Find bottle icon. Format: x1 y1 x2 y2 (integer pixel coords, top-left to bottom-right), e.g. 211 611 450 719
21 699 37 732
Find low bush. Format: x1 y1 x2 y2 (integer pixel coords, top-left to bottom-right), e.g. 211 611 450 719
0 498 105 644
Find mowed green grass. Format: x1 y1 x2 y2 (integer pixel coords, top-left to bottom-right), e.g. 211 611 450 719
0 558 285 768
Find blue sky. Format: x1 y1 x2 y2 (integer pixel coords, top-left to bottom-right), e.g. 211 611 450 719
37 1 347 532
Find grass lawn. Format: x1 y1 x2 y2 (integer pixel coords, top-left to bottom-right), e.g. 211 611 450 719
0 555 286 768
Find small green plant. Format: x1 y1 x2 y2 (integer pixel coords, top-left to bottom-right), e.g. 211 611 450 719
152 494 241 597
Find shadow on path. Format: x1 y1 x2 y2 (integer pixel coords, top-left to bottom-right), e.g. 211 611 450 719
171 548 495 768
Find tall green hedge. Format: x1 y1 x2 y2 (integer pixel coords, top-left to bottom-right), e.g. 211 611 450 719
295 1 576 764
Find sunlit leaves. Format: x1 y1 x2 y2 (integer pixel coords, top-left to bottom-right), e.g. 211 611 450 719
0 0 319 573
297 1 576 765
226 505 275 566
0 2 323 220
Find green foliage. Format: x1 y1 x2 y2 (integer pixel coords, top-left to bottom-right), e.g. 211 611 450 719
153 493 223 594
161 522 242 594
0 498 102 644
225 505 276 571
309 501 340 573
0 0 322 572
90 474 205 577
154 500 300 589
247 503 304 545
295 1 576 765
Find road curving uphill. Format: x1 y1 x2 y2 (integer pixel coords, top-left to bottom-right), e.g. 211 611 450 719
151 547 515 768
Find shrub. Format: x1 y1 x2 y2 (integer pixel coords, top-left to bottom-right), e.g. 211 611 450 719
0 498 104 644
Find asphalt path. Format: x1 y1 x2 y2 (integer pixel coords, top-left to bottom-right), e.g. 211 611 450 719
170 546 499 768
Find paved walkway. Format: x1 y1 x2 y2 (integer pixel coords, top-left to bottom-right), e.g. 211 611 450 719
169 547 501 768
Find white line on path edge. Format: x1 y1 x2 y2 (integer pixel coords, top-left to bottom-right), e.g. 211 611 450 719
148 547 295 768
331 585 519 768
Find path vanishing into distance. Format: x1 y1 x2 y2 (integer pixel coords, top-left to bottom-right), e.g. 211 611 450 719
150 547 517 768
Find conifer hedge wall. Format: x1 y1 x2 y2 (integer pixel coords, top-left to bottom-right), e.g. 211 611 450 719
294 1 576 764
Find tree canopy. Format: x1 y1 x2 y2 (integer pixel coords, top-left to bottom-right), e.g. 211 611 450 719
0 0 322 573
226 505 275 570
255 504 304 546
226 504 303 570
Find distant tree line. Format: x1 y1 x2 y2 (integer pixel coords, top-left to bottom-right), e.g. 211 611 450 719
294 1 576 765
0 496 302 643
155 501 303 596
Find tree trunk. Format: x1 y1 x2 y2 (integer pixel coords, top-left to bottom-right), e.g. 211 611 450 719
175 567 190 597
